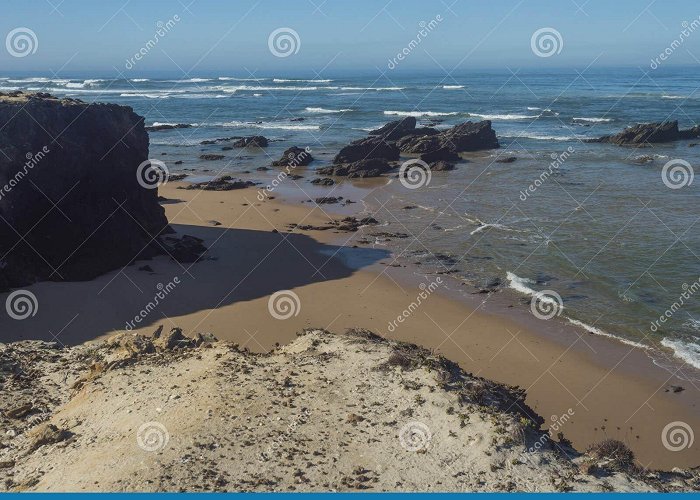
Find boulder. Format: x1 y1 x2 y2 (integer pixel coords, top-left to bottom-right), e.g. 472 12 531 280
398 120 499 154
368 117 417 141
0 92 169 291
232 136 268 148
333 137 400 164
318 158 394 178
590 121 700 145
199 154 225 161
272 146 313 167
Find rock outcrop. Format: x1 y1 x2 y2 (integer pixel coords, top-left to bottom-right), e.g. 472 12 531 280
0 327 694 492
333 136 400 164
590 121 700 145
398 120 499 154
0 92 171 291
272 146 314 167
317 158 394 178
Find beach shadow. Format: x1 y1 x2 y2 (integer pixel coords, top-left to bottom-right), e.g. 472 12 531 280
0 224 390 345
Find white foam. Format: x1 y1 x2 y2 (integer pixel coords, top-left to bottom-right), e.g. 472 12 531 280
661 338 700 370
384 110 459 117
217 120 320 130
274 78 333 83
506 272 538 296
470 223 511 236
661 94 684 99
567 319 650 350
219 85 323 93
573 117 613 123
501 133 579 142
341 87 404 91
120 93 170 99
218 77 267 81
470 113 539 120
305 107 353 113
442 85 464 89
527 106 541 111
130 78 150 82
150 121 199 127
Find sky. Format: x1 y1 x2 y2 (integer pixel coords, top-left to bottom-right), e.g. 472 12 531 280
1 0 700 77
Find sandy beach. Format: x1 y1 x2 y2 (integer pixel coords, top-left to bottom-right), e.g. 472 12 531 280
7 180 698 471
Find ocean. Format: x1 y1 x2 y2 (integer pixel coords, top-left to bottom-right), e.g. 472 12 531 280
3 68 700 375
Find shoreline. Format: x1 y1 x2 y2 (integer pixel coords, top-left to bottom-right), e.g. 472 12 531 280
2 180 698 470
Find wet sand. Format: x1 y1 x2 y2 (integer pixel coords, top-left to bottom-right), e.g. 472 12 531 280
3 180 698 470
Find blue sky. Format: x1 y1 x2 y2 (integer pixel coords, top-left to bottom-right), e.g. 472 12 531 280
1 0 700 76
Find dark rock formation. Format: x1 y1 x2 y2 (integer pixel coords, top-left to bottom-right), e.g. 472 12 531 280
428 160 455 171
333 137 400 164
0 92 170 290
397 120 498 154
310 177 335 186
145 123 192 132
590 121 700 145
368 117 418 141
180 176 255 191
318 158 394 178
232 136 268 148
271 146 313 167
496 156 517 163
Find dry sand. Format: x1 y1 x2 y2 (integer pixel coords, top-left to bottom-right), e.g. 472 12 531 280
2 181 698 471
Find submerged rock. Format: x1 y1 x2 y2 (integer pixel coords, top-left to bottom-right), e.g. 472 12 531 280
232 136 268 148
145 123 192 132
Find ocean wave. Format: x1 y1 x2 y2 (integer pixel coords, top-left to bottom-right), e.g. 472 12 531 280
573 117 613 123
442 85 464 89
218 85 325 93
567 318 650 350
164 78 212 83
65 79 105 89
274 78 333 83
7 77 69 84
305 107 353 113
151 121 198 127
119 93 171 99
661 338 700 370
661 94 684 99
218 77 267 81
216 120 320 130
500 133 580 142
171 93 228 99
470 113 539 121
506 272 539 296
527 106 541 111
384 110 459 117
341 87 405 91
130 78 150 82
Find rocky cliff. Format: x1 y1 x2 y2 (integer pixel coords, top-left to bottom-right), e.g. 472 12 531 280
0 92 170 290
